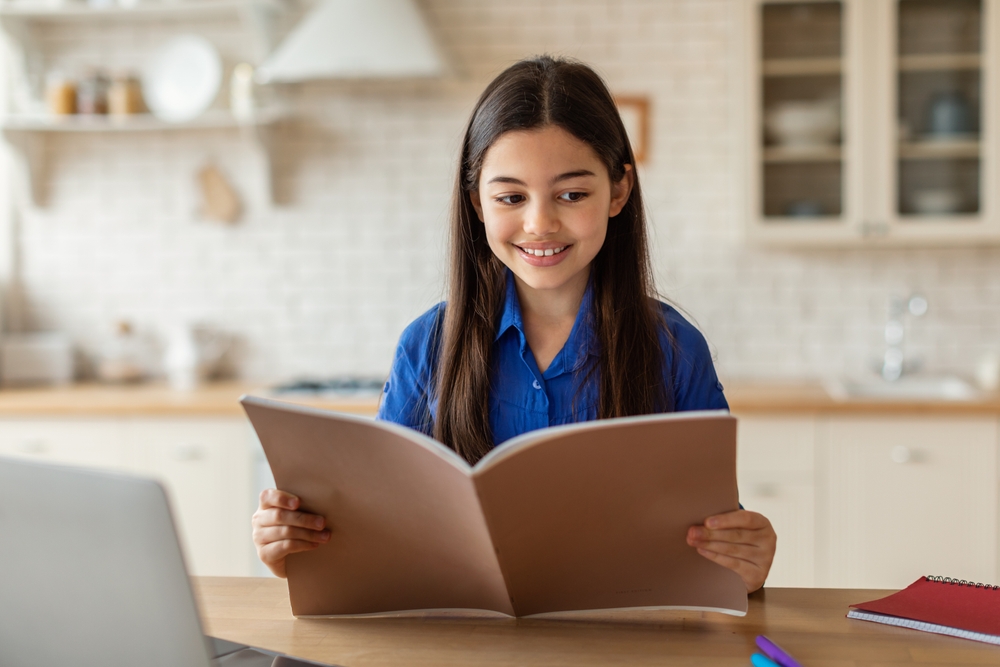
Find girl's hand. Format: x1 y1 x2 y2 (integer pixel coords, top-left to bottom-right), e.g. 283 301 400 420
686 510 776 593
251 488 331 578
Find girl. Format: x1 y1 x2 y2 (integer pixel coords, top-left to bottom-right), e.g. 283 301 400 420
254 56 776 592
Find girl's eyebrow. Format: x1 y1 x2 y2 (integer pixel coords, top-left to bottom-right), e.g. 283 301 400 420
485 170 597 186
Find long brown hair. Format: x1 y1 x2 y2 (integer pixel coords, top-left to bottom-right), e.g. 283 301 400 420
434 55 669 464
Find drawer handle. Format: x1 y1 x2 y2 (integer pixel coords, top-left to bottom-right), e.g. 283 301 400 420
173 444 206 462
890 445 912 464
16 440 48 455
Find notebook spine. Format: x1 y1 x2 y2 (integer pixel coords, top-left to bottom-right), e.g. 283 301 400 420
926 575 1000 591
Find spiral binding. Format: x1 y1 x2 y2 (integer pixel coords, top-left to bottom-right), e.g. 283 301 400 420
927 575 1000 590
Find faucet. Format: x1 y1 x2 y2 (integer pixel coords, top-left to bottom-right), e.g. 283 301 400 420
881 293 927 381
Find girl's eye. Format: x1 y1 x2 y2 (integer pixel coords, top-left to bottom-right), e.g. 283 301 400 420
559 191 588 202
495 194 526 205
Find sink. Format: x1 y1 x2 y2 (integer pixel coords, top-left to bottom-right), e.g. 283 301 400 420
824 376 981 402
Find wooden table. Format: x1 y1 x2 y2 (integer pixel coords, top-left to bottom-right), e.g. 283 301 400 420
194 577 997 666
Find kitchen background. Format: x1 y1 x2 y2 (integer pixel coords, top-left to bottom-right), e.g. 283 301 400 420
2 0 999 386
2 0 1000 590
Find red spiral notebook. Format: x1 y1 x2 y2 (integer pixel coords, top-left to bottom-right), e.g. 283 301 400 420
848 576 1000 645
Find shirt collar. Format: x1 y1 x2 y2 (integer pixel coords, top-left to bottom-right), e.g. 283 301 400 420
495 270 523 342
494 270 598 374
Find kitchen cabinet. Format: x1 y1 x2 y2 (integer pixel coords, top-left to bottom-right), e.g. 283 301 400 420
0 417 131 471
130 418 256 579
819 416 998 588
741 0 1000 246
736 411 1000 589
737 416 818 587
0 415 255 577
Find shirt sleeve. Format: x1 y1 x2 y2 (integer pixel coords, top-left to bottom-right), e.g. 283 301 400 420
659 305 729 412
375 304 444 437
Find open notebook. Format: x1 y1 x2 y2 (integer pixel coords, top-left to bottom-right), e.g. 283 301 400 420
848 576 1000 645
241 395 748 618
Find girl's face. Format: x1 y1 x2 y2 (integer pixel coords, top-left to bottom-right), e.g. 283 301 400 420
470 125 633 299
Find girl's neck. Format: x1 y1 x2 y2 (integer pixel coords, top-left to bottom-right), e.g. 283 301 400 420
513 268 590 373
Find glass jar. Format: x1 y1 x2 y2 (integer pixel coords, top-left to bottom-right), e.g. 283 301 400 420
45 71 77 116
108 72 144 117
76 69 109 115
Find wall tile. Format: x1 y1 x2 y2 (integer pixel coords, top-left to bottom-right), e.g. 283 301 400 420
10 0 1000 384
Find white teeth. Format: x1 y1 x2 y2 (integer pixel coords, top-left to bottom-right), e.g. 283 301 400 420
519 245 567 257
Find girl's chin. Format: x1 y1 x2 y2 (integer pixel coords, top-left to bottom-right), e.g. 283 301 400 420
507 265 589 295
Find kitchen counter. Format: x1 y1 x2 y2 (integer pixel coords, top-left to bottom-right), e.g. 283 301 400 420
0 381 381 417
0 379 998 416
724 379 1000 414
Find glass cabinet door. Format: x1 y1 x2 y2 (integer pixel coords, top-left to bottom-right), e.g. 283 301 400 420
895 0 984 222
757 1 846 224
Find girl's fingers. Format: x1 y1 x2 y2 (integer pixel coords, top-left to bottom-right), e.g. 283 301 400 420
254 525 331 546
704 509 770 530
253 507 326 531
693 539 766 563
260 488 301 510
696 547 767 592
688 526 759 546
259 539 322 564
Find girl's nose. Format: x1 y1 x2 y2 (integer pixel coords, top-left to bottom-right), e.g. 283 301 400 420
523 201 560 236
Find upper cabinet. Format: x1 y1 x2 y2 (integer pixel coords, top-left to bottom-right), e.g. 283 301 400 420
742 0 1000 246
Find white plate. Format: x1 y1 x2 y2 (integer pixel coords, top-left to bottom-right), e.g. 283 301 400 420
143 34 222 123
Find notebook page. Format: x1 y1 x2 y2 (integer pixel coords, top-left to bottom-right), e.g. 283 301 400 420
847 610 1000 646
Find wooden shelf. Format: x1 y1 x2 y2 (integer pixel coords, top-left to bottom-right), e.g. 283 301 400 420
763 145 842 163
0 0 276 21
898 139 980 160
762 57 842 77
1 107 285 205
1 108 283 133
0 1 290 207
898 53 981 72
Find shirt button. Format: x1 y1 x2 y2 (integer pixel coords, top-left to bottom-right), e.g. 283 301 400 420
532 380 541 390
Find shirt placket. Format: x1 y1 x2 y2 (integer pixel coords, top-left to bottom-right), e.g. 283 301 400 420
519 338 550 427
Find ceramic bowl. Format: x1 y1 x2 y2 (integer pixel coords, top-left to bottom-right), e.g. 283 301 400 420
911 188 963 215
766 101 841 149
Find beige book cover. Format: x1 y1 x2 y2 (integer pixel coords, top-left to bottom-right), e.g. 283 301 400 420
241 395 747 618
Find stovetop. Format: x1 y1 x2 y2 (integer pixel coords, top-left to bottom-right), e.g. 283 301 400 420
270 377 385 397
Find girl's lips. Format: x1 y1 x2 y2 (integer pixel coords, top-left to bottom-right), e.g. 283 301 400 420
515 244 572 267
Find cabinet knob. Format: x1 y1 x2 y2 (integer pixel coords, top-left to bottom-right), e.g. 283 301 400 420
862 221 890 237
173 444 206 462
890 445 912 464
16 439 48 455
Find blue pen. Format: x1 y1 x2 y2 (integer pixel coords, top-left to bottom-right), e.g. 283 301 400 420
756 635 803 667
751 653 781 667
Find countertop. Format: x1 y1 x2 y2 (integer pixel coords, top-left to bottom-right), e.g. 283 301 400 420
0 381 379 417
0 379 999 417
194 576 998 667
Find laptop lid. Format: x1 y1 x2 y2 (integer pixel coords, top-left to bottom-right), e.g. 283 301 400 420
0 456 214 667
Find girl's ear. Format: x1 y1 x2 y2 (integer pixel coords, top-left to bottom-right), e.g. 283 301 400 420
469 189 485 222
608 164 634 218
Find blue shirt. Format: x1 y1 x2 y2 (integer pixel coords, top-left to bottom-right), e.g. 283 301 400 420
377 272 728 446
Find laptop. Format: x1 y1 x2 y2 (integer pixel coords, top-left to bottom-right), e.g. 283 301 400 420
0 456 335 667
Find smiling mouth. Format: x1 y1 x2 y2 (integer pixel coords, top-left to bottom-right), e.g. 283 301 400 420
515 245 569 257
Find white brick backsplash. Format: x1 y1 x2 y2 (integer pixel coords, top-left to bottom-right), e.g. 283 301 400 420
5 0 1000 384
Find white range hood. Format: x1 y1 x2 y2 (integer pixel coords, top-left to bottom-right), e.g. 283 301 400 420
255 0 447 83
